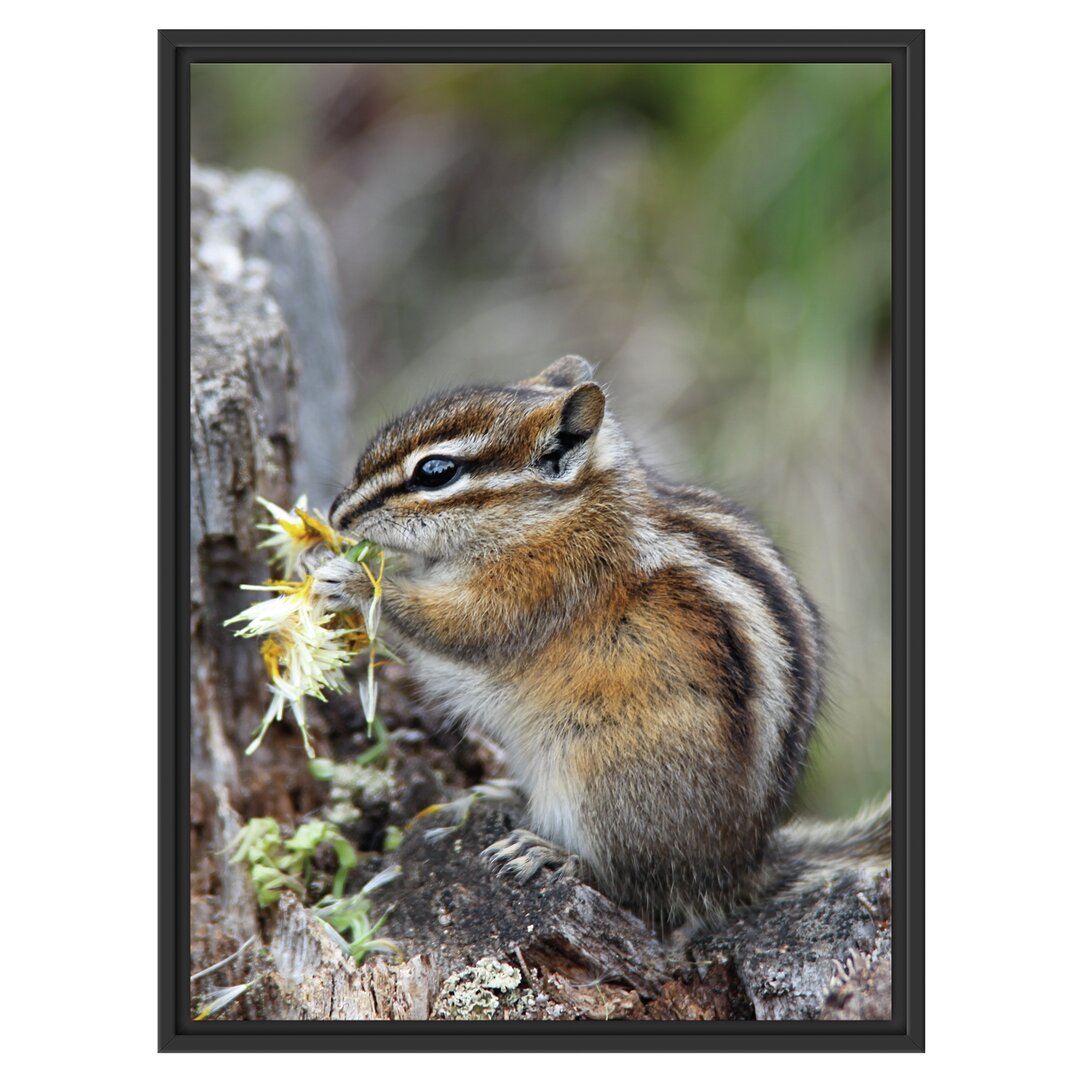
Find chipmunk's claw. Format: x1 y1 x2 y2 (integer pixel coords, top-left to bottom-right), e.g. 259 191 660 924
482 829 579 883
310 554 366 611
297 543 335 579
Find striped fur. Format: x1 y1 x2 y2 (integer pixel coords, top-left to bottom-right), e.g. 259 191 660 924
318 357 890 926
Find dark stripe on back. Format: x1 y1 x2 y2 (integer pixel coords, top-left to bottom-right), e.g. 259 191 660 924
638 566 758 759
716 615 756 753
649 476 757 525
656 504 820 798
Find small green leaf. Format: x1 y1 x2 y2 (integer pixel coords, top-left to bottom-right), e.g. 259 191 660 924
286 821 328 854
331 835 359 871
331 864 350 898
249 863 303 907
344 542 373 563
309 757 335 782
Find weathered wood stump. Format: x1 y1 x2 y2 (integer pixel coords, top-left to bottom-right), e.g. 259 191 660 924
189 162 349 980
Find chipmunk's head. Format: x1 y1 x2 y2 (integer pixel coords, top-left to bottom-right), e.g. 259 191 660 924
329 357 618 567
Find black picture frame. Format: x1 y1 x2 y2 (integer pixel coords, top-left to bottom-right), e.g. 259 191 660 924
160 28 924 1052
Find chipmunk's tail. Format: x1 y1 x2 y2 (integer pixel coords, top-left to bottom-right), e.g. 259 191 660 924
757 792 892 898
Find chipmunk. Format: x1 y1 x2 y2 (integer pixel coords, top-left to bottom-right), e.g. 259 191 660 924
312 356 890 928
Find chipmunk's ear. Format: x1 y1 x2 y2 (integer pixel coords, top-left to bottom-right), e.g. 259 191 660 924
536 381 606 477
520 355 594 389
558 381 606 439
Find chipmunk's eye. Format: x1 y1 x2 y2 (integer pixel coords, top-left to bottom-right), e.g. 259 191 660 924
412 456 462 489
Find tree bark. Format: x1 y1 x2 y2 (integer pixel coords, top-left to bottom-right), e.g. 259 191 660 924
189 163 349 978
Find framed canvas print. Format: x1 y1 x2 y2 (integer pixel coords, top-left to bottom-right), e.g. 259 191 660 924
160 29 924 1051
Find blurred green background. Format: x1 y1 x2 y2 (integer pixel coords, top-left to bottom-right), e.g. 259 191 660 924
192 63 891 818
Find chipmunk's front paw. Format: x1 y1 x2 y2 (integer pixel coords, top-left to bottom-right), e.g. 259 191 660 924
482 829 580 883
310 554 368 611
297 543 335 579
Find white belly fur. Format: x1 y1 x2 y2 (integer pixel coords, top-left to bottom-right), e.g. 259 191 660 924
406 649 595 865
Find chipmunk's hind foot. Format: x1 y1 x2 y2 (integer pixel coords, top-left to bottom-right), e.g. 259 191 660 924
482 829 580 883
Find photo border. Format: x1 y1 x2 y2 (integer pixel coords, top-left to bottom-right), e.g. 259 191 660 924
160 28 924 1052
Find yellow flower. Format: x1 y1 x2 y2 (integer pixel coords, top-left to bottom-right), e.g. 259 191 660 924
255 495 354 579
225 496 389 757
225 577 362 757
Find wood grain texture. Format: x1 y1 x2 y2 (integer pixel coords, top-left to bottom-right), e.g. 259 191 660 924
189 164 347 984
